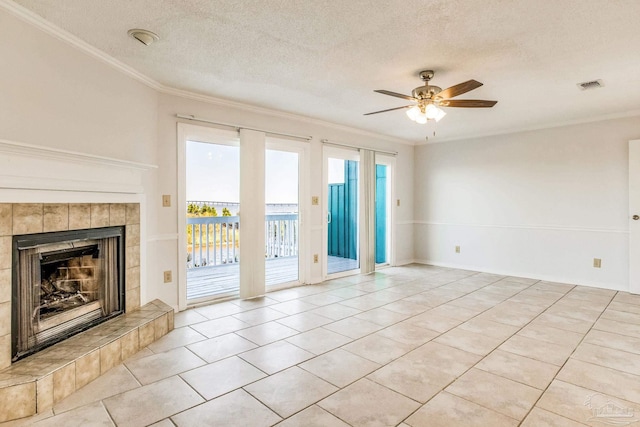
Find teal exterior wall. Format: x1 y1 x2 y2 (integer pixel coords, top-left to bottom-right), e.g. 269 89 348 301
375 164 387 263
328 160 358 260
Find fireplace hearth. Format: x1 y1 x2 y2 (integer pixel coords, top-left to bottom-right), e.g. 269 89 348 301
12 227 125 361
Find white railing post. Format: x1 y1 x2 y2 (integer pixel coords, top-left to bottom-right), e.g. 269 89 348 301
233 221 237 262
213 223 217 265
198 224 203 267
205 223 209 266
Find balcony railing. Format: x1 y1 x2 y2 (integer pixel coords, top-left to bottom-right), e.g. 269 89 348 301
187 214 298 269
265 214 298 259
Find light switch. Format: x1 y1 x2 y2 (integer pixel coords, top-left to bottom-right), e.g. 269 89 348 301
162 195 171 207
312 196 319 205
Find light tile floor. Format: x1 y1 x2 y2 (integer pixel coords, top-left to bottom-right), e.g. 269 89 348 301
4 264 640 426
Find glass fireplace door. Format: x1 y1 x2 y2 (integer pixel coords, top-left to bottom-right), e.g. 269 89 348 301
12 227 124 361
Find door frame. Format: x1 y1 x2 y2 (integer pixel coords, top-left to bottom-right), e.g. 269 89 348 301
630 139 640 295
177 123 240 311
322 145 362 279
265 138 309 290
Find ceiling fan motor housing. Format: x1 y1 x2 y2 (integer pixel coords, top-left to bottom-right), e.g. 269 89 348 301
412 85 442 101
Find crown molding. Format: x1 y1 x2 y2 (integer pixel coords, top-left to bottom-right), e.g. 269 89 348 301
417 109 640 145
0 0 163 91
1 0 414 147
9 0 634 147
160 88 414 146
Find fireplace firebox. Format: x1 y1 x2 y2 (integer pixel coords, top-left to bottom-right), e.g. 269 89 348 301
12 227 125 361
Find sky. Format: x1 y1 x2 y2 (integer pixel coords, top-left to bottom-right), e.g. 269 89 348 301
186 140 350 204
186 140 300 204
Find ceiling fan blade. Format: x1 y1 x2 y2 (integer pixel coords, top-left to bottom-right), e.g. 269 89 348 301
364 105 414 115
439 99 497 108
437 80 483 100
374 90 416 101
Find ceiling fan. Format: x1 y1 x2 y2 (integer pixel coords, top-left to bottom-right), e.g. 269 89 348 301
364 70 497 123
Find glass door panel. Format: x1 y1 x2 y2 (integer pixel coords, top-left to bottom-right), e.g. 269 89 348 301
375 164 388 264
375 154 394 269
186 139 240 301
265 147 300 287
326 149 360 276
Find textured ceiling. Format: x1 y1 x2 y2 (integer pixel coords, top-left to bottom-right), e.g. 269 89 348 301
12 0 640 143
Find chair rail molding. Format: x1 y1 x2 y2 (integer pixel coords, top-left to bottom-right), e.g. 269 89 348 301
413 220 628 234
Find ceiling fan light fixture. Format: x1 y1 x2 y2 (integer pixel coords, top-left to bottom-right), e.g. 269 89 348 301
425 103 439 119
433 108 446 122
415 113 428 124
406 106 421 121
406 103 445 124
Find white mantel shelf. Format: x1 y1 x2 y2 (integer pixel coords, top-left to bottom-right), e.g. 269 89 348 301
0 139 157 195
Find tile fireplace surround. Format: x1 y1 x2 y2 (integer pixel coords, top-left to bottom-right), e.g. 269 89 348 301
0 203 174 422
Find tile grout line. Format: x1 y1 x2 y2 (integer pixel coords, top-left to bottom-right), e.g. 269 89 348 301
98 400 118 427
270 272 529 424
125 276 512 425
512 288 618 425
393 278 549 425
27 266 635 426
247 270 482 424
244 271 564 423
392 278 613 424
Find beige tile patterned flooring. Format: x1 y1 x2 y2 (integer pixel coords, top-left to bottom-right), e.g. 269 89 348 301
4 264 640 426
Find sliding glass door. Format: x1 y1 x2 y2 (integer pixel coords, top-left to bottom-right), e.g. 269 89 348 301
324 146 361 277
265 138 303 288
185 132 240 303
375 154 394 268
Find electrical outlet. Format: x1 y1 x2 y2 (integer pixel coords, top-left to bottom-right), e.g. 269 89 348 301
311 196 319 205
593 258 602 268
162 194 171 207
396 199 400 207
455 246 461 253
313 254 319 263
163 270 172 283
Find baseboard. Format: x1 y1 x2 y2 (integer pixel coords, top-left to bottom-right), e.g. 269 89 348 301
393 259 417 266
307 276 324 285
412 259 628 292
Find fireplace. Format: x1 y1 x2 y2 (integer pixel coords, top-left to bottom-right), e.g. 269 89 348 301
12 226 125 361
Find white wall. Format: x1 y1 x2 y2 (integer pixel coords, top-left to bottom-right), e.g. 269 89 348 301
0 7 158 303
0 8 158 163
414 116 640 290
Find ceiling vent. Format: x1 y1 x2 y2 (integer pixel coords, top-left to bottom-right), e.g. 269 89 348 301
577 79 604 91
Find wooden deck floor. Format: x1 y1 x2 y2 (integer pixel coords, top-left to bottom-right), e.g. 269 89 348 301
327 257 359 275
187 255 360 300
